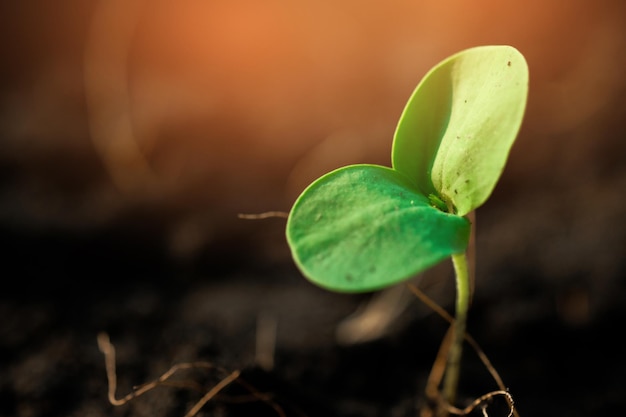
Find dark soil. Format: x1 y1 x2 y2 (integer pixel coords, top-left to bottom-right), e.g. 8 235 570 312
1 206 625 417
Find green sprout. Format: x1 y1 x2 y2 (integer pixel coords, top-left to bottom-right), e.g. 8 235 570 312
286 45 528 409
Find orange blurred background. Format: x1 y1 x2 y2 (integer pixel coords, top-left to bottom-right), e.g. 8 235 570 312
1 0 624 281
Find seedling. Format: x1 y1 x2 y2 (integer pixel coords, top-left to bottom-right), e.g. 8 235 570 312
286 45 528 411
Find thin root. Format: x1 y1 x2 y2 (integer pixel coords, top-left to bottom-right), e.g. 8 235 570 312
237 211 289 220
97 332 240 416
406 284 518 417
445 390 514 417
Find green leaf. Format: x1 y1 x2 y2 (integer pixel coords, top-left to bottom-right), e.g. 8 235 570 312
392 45 529 216
286 164 470 292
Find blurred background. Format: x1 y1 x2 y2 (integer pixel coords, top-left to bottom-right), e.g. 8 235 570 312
1 1 626 416
1 0 624 303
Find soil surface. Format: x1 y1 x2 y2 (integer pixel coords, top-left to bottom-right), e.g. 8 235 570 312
1 205 625 417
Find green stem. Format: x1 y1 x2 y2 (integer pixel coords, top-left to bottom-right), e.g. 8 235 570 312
442 252 470 408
